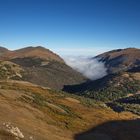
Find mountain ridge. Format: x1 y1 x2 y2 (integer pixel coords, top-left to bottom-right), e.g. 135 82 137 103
64 48 140 103
95 48 140 74
0 46 87 90
0 46 64 63
0 46 139 139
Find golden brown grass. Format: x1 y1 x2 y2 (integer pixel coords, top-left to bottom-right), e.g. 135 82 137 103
0 80 138 140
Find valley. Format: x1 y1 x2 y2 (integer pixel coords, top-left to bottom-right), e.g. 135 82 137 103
1 0 140 139
0 47 139 140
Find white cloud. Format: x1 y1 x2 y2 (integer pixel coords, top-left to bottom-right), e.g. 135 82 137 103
63 56 107 80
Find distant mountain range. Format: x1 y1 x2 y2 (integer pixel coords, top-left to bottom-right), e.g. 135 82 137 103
0 46 140 95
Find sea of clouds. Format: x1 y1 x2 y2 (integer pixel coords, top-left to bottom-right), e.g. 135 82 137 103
63 56 107 80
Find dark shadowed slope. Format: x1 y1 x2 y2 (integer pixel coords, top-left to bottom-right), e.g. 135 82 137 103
74 119 140 140
63 71 140 101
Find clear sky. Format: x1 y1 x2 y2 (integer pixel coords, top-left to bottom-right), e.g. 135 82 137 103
0 0 140 56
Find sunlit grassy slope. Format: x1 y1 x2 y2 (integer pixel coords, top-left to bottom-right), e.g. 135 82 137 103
0 80 138 140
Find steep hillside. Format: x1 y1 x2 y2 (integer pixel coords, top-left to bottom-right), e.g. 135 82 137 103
0 46 86 90
75 119 140 140
64 72 140 101
0 80 138 140
0 47 9 56
95 48 140 74
0 47 139 139
64 48 140 102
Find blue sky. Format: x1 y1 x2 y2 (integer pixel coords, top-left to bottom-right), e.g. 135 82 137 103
0 0 140 56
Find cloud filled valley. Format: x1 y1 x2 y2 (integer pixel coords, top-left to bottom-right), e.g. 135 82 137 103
63 56 107 80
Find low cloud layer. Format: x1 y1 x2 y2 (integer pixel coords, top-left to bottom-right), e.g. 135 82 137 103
63 56 107 80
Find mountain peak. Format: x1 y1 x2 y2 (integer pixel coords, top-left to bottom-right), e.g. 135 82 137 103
96 47 140 73
0 46 64 63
